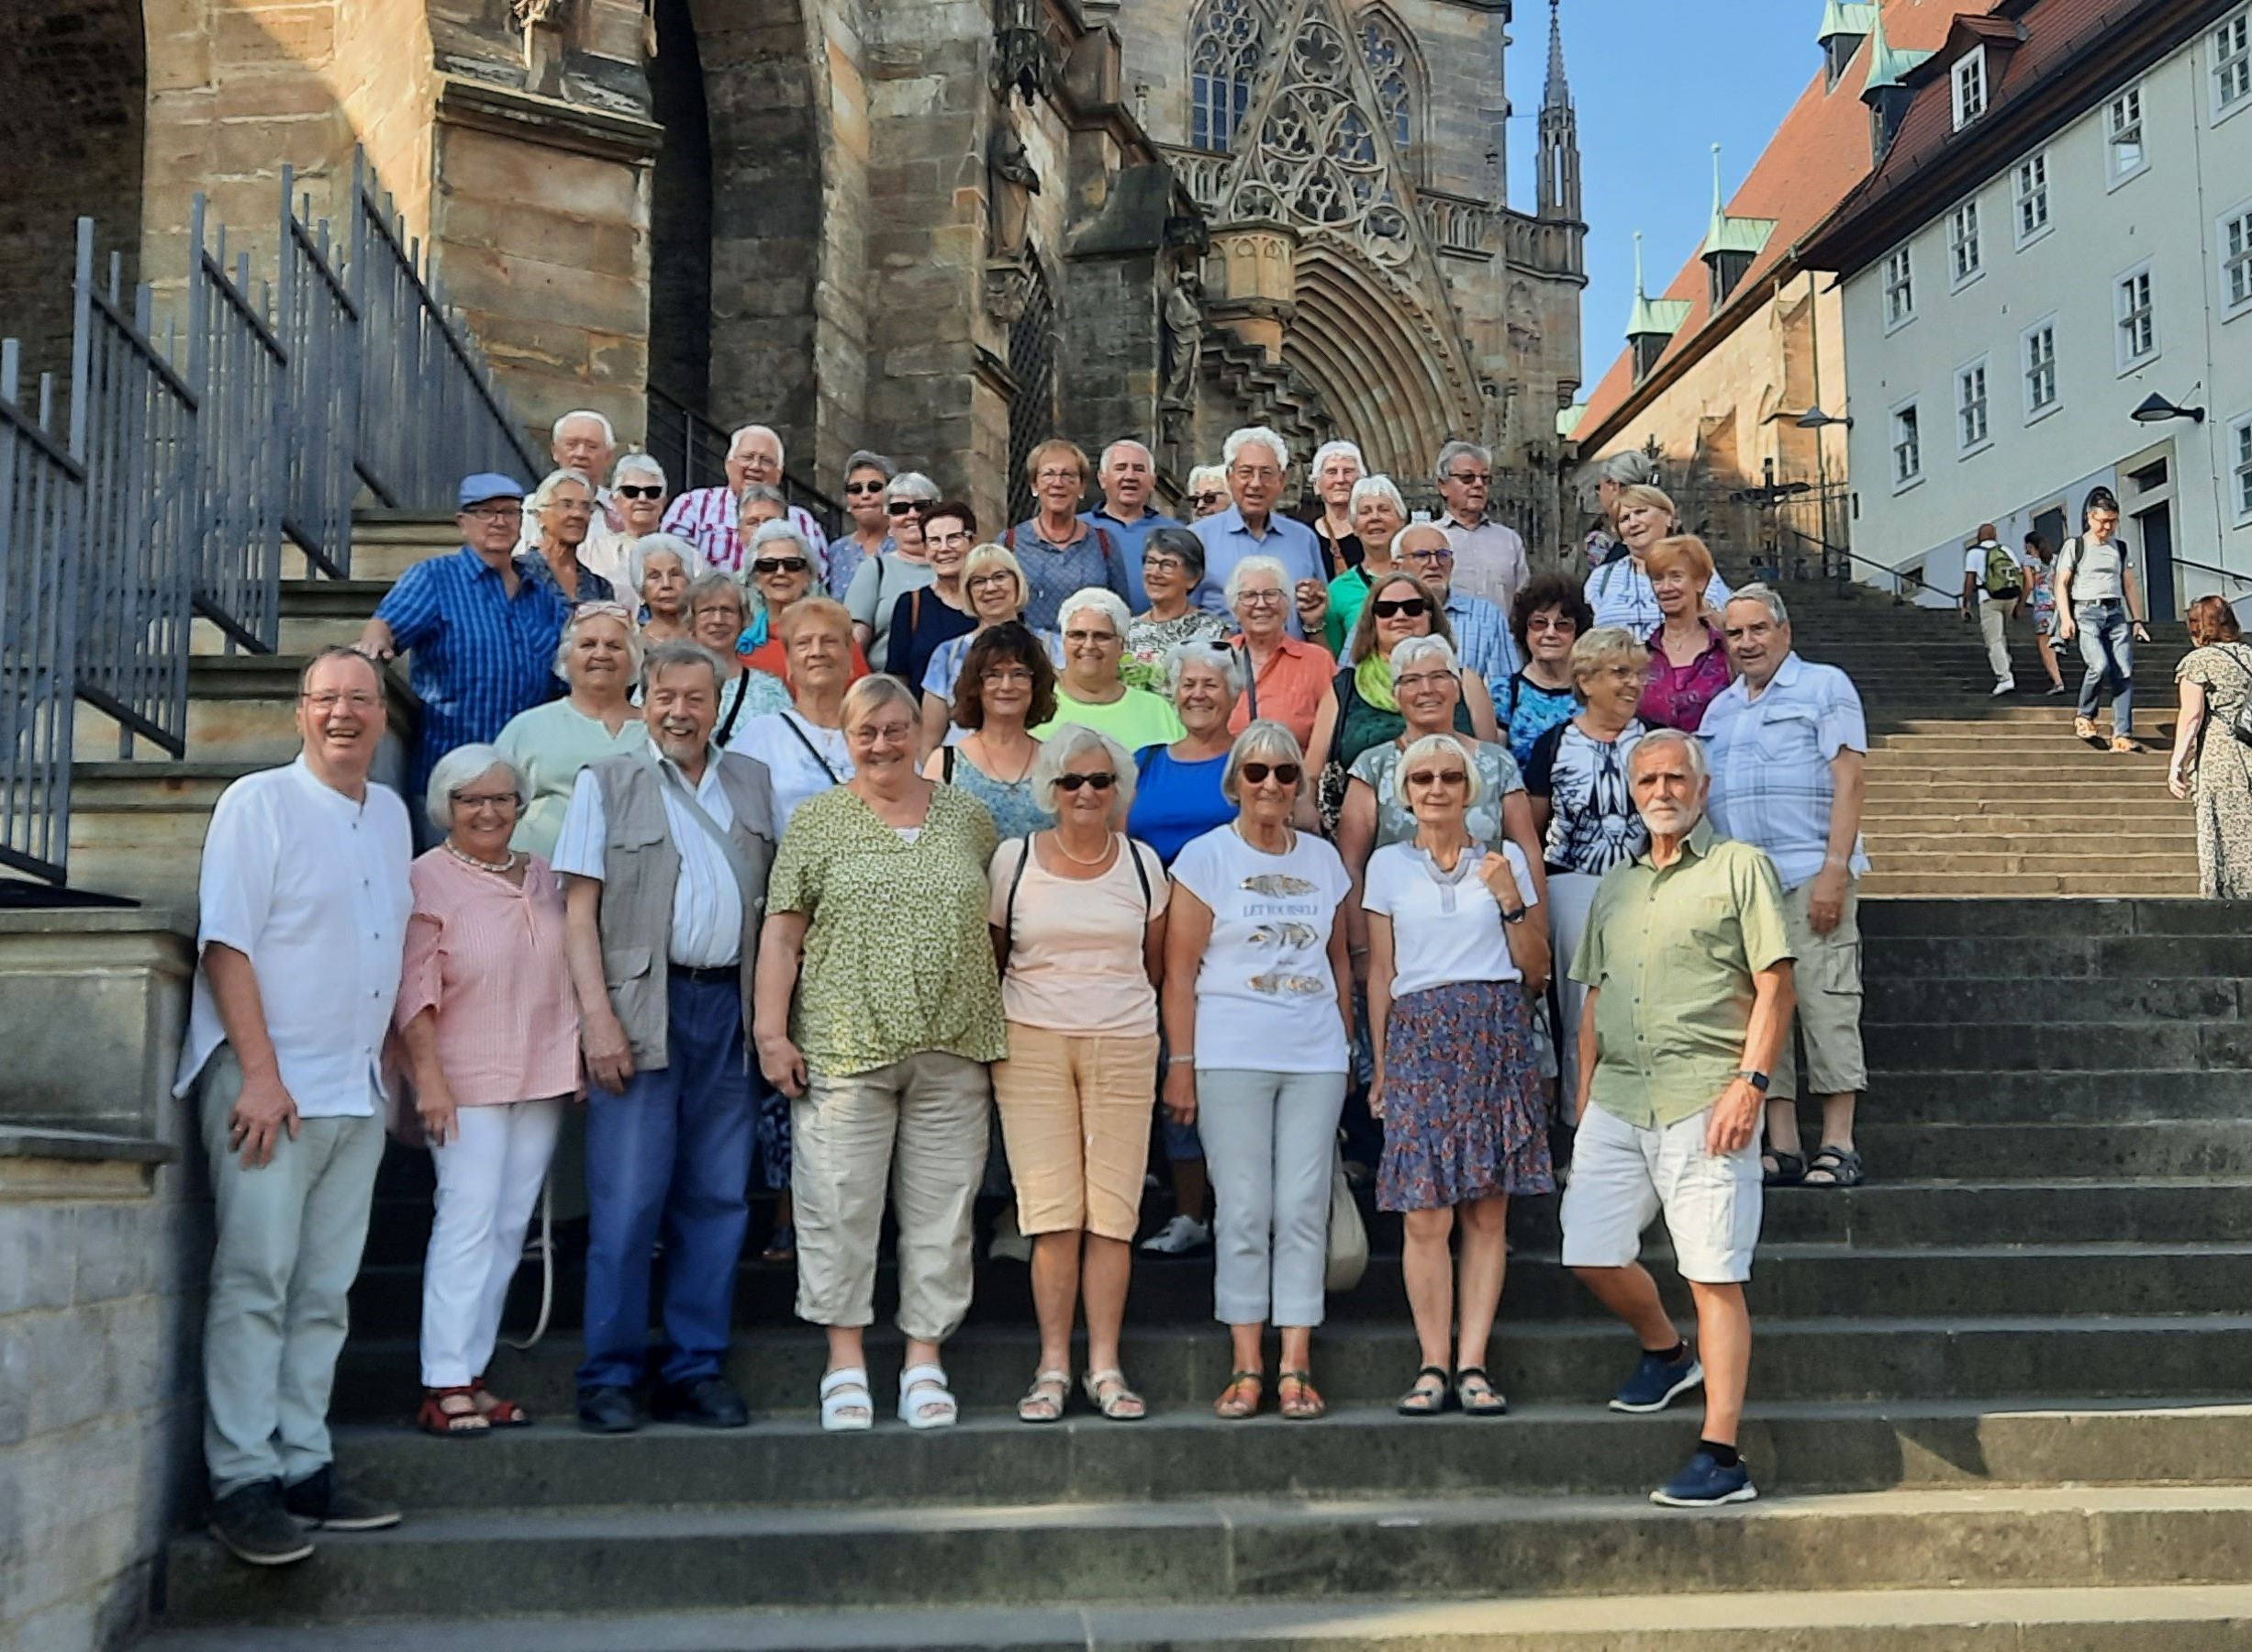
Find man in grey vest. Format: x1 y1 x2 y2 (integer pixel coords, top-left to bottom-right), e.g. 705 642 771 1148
554 640 778 1433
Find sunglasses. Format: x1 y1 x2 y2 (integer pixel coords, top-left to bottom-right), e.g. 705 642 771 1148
844 480 887 496
1056 772 1117 793
1241 761 1301 786
1371 597 1430 620
1404 769 1469 788
752 556 808 575
615 484 663 500
886 499 933 517
1191 492 1225 508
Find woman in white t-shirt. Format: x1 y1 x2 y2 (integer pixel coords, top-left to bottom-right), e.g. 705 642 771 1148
1163 720 1354 1422
1364 734 1555 1420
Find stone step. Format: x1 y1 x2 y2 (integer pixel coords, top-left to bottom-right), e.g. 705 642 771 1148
1866 976 2237 1021
1864 1021 2250 1070
348 512 459 583
1789 1068 2252 1122
1865 833 2192 860
1862 855 2197 881
1859 872 2198 896
1867 930 2247 977
328 1313 2252 1424
1859 899 2238 935
152 1482 2252 1624
124 1584 2252 1652
1862 798 2189 822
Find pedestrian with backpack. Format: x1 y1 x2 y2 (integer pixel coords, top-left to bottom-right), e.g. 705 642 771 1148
2055 486 2151 753
1959 521 2020 697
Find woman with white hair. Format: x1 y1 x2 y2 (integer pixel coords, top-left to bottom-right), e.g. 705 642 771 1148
624 532 699 646
1227 553 1337 752
396 743 585 1436
521 468 616 606
600 454 668 587
1365 732 1553 1418
740 520 872 686
844 471 942 661
1187 463 1230 520
1164 721 1354 1421
495 601 649 860
989 726 1169 1423
1323 474 1406 654
1306 439 1367 576
684 572 793 746
1032 586 1186 750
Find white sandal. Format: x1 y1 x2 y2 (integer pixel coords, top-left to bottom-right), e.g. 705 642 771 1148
819 1367 874 1433
897 1361 959 1430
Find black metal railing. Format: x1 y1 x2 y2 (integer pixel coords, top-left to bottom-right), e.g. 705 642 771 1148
0 348 84 881
644 380 847 544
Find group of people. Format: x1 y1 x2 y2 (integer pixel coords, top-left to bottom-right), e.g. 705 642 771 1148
181 414 1878 1572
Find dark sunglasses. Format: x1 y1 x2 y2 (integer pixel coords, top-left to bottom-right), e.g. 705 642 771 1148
1056 772 1117 793
1404 768 1469 788
1371 597 1430 620
1241 761 1301 786
886 499 933 517
615 484 663 500
844 480 887 495
751 556 808 575
1191 492 1225 508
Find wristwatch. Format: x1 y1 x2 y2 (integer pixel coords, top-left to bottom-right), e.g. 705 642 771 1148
1734 1068 1770 1093
1499 905 1529 925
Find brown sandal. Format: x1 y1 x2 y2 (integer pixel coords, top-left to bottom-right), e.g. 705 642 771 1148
469 1377 531 1428
1214 1369 1264 1419
1277 1369 1326 1421
418 1386 490 1438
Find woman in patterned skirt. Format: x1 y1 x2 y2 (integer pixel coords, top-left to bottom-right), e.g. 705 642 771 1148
1365 733 1554 1419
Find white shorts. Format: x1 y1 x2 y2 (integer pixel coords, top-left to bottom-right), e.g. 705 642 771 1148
1559 1102 1763 1285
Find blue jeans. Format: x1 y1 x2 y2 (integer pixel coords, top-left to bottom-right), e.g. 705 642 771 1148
2073 599 2134 732
579 971 754 1391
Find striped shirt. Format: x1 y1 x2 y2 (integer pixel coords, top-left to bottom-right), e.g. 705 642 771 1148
396 851 583 1108
1587 559 1733 634
661 486 831 580
1699 652 1871 889
1441 517 1531 614
373 547 572 804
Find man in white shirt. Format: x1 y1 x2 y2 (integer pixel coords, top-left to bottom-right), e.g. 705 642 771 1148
175 646 413 1567
553 641 778 1435
1435 439 1532 614
1958 521 2015 696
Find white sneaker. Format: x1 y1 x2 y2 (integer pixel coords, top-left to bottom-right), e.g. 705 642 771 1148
1140 1214 1211 1255
1990 678 2015 696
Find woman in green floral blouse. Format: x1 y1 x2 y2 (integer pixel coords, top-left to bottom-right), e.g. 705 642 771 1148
753 674 1006 1434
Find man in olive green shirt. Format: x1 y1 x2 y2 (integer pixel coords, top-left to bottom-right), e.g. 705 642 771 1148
1564 727 1795 1509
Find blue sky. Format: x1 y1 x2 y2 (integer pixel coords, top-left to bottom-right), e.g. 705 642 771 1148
1508 0 1825 393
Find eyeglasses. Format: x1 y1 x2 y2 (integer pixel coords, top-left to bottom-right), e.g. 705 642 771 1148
1403 769 1468 789
1236 588 1286 607
1446 471 1491 487
1527 613 1576 633
1056 772 1116 793
886 499 933 517
967 572 1018 591
452 791 521 810
302 690 382 711
844 480 887 496
1143 555 1187 575
1064 628 1120 645
1402 547 1454 564
752 556 808 575
1394 669 1453 692
462 504 521 522
574 601 636 623
1371 597 1431 620
615 484 663 500
1191 492 1225 508
1240 761 1301 786
1035 468 1083 486
981 666 1033 686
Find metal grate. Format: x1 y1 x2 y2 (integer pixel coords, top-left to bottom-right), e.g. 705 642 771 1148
0 347 83 881
1005 263 1059 528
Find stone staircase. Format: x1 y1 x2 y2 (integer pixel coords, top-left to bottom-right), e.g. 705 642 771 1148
115 535 2252 1647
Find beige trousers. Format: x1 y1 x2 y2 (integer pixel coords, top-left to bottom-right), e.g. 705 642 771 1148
1772 879 1867 1102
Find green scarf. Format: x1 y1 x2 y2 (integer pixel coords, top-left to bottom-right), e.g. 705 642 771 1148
1355 653 1398 714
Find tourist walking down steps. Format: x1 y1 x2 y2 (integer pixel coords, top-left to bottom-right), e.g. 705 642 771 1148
2168 595 2252 899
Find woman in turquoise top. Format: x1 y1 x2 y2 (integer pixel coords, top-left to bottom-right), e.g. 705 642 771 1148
1497 573 1593 766
923 621 1057 840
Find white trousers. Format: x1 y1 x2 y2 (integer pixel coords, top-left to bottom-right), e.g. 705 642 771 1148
420 1099 564 1388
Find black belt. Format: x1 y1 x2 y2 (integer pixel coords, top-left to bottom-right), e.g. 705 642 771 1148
670 962 740 985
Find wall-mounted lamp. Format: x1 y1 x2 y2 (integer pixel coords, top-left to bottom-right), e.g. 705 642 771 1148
2131 391 2206 424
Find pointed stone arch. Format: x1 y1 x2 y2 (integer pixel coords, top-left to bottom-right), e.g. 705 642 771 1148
1352 3 1424 181
1284 240 1472 486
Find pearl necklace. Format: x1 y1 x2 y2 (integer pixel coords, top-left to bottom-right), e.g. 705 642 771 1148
1051 830 1115 867
444 842 519 876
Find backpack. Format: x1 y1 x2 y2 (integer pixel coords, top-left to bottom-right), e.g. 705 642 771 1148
999 833 1155 947
1980 540 2020 599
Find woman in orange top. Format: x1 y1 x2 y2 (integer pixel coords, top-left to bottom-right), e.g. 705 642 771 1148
1226 553 1336 752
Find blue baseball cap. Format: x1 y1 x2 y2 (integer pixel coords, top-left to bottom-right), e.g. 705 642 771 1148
457 472 528 509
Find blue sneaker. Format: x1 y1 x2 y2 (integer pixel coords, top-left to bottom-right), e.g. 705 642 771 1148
1608 1349 1703 1413
1650 1449 1757 1508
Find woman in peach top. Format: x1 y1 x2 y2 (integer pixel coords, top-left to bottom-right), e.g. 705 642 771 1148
396 744 588 1437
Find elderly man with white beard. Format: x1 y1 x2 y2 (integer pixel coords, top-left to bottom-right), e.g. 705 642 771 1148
1561 726 1795 1511
553 641 779 1435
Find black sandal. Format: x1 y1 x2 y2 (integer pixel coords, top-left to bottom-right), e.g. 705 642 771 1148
1454 1367 1508 1418
1762 1150 1805 1188
1802 1144 1864 1189
1397 1365 1453 1416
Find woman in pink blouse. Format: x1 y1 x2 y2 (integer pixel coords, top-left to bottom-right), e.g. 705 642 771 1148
396 744 588 1436
1640 535 1734 733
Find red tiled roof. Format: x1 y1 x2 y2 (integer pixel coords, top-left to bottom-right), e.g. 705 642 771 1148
1578 0 1996 441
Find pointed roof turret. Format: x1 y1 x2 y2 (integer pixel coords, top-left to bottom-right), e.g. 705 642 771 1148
1817 0 1879 49
1544 0 1573 115
1862 5 1934 97
1626 231 1693 340
1700 144 1778 260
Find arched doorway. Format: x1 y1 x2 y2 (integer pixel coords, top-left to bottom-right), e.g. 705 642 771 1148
0 0 146 374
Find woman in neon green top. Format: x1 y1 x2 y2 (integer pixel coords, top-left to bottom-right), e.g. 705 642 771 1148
1031 586 1187 749
1324 475 1407 656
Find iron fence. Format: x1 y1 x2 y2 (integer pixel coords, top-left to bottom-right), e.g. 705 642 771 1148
646 380 847 544
0 149 543 885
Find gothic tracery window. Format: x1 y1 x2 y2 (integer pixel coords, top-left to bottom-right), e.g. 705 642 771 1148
1190 0 1266 153
1357 7 1415 161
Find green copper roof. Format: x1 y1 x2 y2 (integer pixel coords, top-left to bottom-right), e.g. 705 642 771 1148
1700 144 1778 261
1556 403 1587 440
1624 230 1694 340
1862 7 1934 95
1817 1 1879 46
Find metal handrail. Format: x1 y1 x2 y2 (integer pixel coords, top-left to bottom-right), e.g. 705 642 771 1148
1775 521 1957 603
2169 554 2252 591
644 380 846 542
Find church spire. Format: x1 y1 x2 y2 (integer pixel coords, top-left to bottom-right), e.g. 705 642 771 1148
1536 0 1581 222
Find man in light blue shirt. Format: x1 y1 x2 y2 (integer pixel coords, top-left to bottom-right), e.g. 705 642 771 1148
1393 522 1521 703
1192 425 1328 642
1082 439 1180 612
1698 582 1870 1195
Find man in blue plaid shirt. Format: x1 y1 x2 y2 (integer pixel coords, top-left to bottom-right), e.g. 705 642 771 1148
1393 522 1522 705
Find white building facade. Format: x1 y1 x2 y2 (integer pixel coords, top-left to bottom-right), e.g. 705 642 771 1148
1807 0 2252 620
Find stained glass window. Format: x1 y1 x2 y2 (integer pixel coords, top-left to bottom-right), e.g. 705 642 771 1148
1190 0 1265 152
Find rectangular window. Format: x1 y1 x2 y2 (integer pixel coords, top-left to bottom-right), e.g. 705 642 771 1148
2223 201 2252 317
1952 49 1988 129
1884 247 1916 328
2116 264 2157 369
2217 8 2251 117
1957 359 1990 452
2014 153 2051 244
2234 415 2252 520
1950 200 1983 285
2023 319 2058 419
2106 86 2146 184
1891 403 1923 488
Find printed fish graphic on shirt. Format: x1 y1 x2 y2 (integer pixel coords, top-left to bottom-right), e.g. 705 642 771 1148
1246 922 1321 949
1238 873 1318 898
1246 972 1328 996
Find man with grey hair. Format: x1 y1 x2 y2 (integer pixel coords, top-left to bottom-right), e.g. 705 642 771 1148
1084 438 1182 610
663 421 831 575
1700 583 1870 1191
1192 426 1328 641
552 640 779 1435
1436 439 1531 614
1563 724 1794 1509
518 410 624 560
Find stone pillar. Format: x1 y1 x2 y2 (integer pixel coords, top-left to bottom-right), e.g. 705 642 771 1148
1208 221 1298 362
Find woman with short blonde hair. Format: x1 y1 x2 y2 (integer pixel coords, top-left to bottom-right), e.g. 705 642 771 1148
1589 488 1729 634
